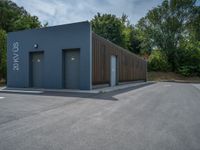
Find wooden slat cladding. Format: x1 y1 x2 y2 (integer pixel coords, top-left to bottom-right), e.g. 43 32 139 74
92 33 147 85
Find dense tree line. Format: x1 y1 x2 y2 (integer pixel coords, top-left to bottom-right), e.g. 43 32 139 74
0 0 200 79
0 0 42 79
91 0 200 76
91 13 141 54
136 0 200 76
0 0 42 32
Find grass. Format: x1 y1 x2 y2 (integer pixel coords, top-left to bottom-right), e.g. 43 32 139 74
148 72 200 83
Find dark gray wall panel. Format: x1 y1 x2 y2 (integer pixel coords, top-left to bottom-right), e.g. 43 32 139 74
7 21 92 90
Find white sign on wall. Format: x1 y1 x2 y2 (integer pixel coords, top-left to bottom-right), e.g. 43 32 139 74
12 42 20 71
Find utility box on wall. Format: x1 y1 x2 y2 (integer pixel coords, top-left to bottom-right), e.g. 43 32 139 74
7 21 147 90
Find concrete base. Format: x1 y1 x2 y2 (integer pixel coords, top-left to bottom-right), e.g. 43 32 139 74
0 81 151 94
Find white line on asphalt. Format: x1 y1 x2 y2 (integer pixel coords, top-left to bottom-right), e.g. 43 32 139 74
164 85 172 87
192 84 200 91
0 97 5 99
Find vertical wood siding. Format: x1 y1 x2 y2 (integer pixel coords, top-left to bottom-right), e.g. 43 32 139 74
92 33 147 85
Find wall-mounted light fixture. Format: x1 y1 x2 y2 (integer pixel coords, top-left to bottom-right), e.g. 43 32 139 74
34 44 38 49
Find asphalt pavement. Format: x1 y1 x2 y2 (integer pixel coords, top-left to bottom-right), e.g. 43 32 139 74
0 82 200 150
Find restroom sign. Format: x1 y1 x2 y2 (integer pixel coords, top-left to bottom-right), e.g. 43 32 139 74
12 42 20 71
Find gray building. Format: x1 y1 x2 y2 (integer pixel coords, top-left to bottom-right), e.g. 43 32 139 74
7 21 147 90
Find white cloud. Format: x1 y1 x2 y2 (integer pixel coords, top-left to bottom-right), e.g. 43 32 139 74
12 0 163 26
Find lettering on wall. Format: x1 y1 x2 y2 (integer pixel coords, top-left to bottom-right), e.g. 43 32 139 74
12 42 20 71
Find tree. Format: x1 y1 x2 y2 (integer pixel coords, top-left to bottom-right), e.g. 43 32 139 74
148 50 171 71
189 5 200 41
176 40 200 76
136 0 198 70
0 0 42 79
120 14 134 51
91 13 127 48
0 29 6 79
0 0 42 32
91 13 142 53
129 29 143 54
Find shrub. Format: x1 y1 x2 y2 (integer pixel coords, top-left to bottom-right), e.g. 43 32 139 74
0 29 7 79
148 50 171 71
178 66 194 76
178 65 200 77
176 41 200 76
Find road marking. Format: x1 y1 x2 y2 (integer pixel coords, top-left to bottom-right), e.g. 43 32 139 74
164 84 172 87
0 97 5 99
192 84 200 91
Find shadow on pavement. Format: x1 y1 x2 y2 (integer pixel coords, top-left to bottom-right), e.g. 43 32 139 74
0 83 155 101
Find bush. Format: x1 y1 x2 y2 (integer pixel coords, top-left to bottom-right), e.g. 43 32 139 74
178 65 200 77
176 41 200 76
148 50 171 71
178 66 194 76
0 29 7 79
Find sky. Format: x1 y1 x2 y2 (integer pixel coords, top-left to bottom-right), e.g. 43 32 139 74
12 0 167 26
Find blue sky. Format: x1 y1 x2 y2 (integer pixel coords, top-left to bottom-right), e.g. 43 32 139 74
12 0 168 26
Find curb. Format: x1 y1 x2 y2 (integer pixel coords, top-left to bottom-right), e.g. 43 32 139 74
97 81 155 93
0 82 154 94
154 80 200 84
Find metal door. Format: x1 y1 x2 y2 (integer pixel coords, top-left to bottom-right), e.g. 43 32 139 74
110 55 117 86
64 50 80 89
30 52 44 88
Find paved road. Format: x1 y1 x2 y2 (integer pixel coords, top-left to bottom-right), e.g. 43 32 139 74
0 82 200 150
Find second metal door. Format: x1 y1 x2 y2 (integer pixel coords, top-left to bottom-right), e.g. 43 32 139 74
64 50 80 89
